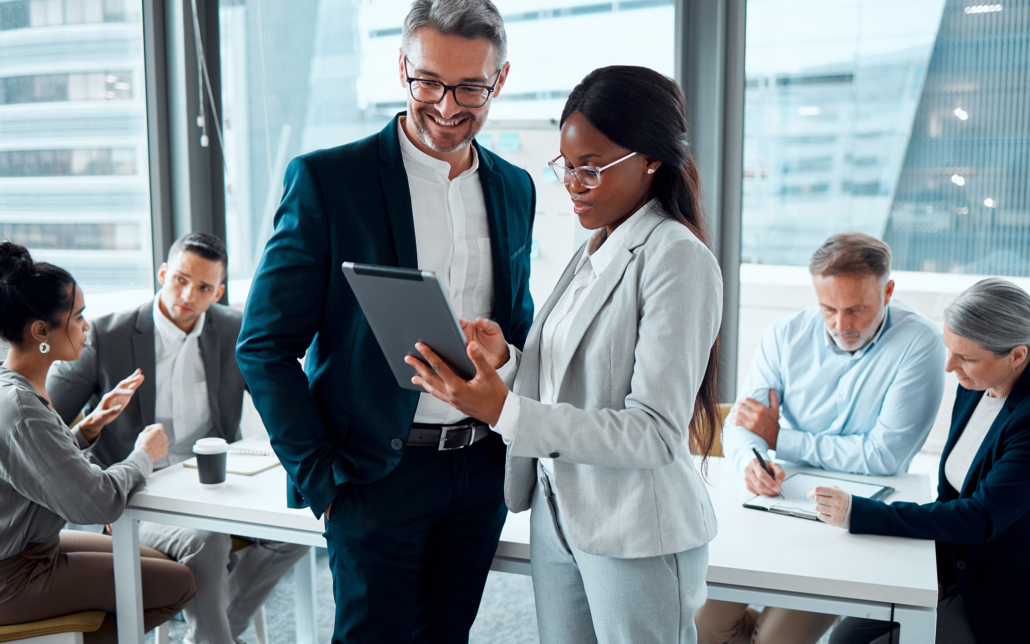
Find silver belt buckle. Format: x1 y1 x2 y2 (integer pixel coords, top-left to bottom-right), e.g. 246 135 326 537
438 423 477 451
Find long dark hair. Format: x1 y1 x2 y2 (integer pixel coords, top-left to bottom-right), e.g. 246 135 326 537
561 65 721 469
0 240 77 349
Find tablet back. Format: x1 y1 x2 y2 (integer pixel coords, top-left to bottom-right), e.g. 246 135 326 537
341 263 476 391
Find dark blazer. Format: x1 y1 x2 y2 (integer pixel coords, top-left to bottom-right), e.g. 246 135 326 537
850 369 1030 644
47 299 246 466
235 114 536 518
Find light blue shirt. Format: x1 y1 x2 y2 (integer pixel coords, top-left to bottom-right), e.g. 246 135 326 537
724 300 946 476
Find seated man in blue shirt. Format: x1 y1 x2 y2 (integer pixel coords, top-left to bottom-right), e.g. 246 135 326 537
695 232 945 644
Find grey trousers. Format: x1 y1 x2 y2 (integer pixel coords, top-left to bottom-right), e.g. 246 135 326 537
829 593 977 644
138 522 309 644
529 469 710 644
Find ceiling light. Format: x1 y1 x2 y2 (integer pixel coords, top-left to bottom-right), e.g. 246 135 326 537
964 4 1003 13
798 106 821 116
954 107 969 120
951 174 966 186
984 197 996 207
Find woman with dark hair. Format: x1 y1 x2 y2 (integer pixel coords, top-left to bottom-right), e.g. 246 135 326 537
0 241 196 642
406 65 722 643
815 278 1030 644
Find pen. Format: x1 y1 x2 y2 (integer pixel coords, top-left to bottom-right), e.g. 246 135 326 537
752 447 785 500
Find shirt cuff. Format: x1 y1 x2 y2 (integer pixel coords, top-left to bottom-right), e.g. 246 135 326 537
495 342 519 388
773 427 803 463
841 494 853 530
490 390 521 445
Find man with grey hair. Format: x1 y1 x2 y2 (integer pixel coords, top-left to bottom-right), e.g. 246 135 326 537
695 232 946 644
236 1 535 642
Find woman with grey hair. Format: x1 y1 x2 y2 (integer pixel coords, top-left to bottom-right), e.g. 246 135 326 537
813 277 1030 644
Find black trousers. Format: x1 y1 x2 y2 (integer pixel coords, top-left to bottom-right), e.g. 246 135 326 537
323 432 508 644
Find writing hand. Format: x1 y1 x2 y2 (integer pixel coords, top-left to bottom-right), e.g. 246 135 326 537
405 342 508 426
459 317 510 369
78 369 145 440
744 457 785 496
728 389 780 449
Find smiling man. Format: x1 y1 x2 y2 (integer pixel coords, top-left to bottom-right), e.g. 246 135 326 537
47 232 309 644
235 1 535 642
695 232 946 644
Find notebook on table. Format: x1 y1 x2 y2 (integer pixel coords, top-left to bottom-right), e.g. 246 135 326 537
743 472 895 521
182 437 280 476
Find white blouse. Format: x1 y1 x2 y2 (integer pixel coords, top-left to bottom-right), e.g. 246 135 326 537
945 392 1007 491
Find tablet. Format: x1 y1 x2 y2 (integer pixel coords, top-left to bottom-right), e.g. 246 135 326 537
341 262 476 391
743 472 895 521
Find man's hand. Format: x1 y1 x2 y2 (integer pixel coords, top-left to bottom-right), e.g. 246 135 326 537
78 369 145 441
728 389 781 449
325 503 331 519
406 341 509 426
459 317 510 369
744 458 785 496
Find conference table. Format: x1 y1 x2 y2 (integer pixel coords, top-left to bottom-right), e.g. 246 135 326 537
112 453 937 644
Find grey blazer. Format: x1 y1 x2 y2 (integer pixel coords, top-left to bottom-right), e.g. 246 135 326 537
46 299 245 467
504 205 722 559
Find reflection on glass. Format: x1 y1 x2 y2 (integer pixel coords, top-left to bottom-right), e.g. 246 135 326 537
0 0 152 293
742 0 1030 277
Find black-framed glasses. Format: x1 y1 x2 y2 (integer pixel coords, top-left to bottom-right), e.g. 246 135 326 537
548 152 638 189
403 58 501 108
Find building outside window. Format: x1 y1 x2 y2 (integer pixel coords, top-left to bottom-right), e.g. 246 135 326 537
0 0 153 309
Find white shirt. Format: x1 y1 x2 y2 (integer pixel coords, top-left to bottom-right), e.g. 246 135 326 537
945 392 1007 491
397 121 517 425
492 201 653 473
153 299 212 466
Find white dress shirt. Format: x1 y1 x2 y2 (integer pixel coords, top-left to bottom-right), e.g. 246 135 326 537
153 299 212 466
492 201 653 473
397 121 516 425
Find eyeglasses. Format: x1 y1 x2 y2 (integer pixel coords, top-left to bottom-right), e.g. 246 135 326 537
403 58 501 109
547 152 638 189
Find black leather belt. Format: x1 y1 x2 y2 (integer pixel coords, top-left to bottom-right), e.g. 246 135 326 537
408 420 491 450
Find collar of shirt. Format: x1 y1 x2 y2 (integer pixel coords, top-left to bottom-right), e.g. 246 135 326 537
575 198 656 276
152 298 206 344
823 305 892 359
397 116 480 179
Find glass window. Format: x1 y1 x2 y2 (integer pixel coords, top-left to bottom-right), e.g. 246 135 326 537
0 0 153 311
219 0 675 305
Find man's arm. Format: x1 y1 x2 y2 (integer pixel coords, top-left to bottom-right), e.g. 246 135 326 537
47 324 101 425
775 331 946 475
235 156 338 519
722 323 785 473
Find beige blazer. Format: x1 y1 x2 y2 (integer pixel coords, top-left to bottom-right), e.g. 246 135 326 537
504 205 722 558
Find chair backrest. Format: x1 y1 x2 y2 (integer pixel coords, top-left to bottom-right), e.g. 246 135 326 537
0 612 105 644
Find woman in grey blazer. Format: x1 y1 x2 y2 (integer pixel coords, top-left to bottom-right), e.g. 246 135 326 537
408 66 723 643
0 242 195 642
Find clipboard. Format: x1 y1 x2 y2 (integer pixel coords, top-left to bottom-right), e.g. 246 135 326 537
743 472 895 521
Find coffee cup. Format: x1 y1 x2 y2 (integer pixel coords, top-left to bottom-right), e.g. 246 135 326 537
193 438 229 488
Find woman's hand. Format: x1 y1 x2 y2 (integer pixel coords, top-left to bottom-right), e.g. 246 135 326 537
78 369 144 441
405 341 509 426
808 486 851 527
459 317 510 369
135 423 168 463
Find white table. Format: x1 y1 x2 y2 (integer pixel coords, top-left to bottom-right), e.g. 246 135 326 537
114 456 937 644
495 457 939 644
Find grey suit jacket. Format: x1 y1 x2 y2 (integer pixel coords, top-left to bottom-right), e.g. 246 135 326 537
504 205 722 559
47 299 246 467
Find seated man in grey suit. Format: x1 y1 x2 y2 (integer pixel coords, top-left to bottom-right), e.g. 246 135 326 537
48 233 308 644
695 233 946 644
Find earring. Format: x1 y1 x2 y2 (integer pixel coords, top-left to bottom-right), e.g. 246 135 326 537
39 342 50 354
647 167 656 175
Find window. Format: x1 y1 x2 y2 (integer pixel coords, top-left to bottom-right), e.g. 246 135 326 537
0 0 152 303
219 0 675 305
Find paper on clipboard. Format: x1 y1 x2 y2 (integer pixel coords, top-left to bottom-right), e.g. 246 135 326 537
182 437 280 476
743 472 894 521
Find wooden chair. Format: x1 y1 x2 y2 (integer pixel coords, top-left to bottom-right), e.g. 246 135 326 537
155 538 269 644
691 403 732 458
0 612 105 644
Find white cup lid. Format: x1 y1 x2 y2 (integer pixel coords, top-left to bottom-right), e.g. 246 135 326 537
193 438 229 455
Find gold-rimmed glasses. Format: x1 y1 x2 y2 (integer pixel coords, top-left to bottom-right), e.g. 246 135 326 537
547 152 638 189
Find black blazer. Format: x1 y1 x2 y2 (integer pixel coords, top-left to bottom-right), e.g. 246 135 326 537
851 369 1030 643
47 299 246 466
235 114 536 517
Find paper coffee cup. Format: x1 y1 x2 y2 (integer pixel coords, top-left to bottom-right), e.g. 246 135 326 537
193 438 229 488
